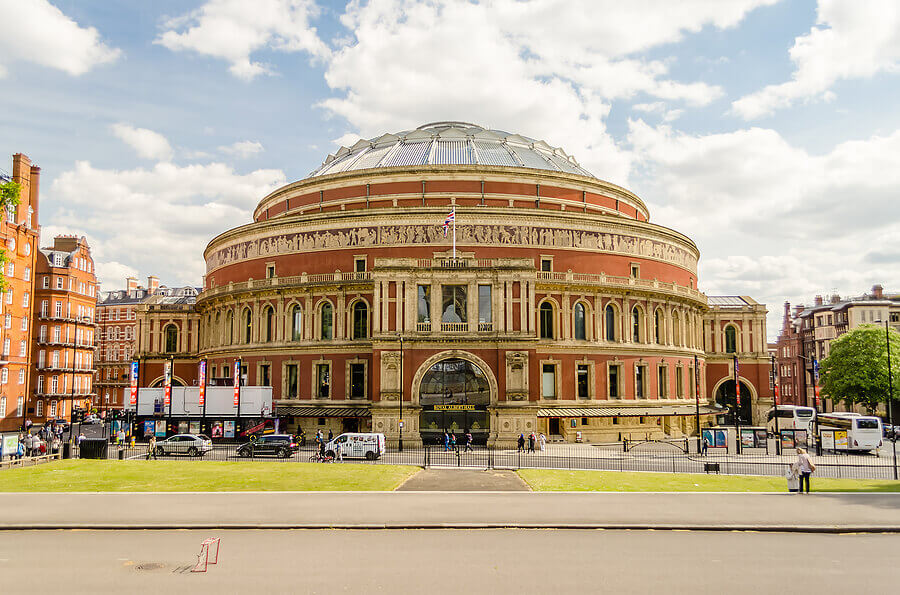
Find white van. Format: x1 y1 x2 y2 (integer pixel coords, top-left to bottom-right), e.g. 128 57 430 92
325 433 386 460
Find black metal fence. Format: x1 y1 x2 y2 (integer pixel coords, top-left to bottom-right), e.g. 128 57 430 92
78 439 900 480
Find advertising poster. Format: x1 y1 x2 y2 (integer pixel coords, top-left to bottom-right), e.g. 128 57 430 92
155 420 167 437
755 429 768 447
795 430 808 448
198 360 207 408
211 421 223 438
224 421 235 438
178 421 188 434
740 429 755 447
143 420 155 437
835 430 849 450
714 429 727 448
164 360 172 407
189 421 200 434
781 430 795 449
233 360 241 407
821 430 835 450
1 433 19 457
129 361 139 406
701 429 714 448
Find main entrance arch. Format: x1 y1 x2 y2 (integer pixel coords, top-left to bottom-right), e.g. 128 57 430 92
416 355 493 445
714 378 754 425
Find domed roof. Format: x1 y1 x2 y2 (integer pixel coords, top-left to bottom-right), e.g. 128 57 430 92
309 121 594 178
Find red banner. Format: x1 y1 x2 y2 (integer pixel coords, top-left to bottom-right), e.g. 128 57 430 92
233 360 240 407
129 361 138 406
164 360 172 407
773 383 780 406
198 360 207 407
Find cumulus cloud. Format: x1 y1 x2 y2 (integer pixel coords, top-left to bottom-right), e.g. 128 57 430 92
111 123 174 162
732 0 900 119
219 140 264 158
156 0 330 80
0 0 120 77
48 160 285 286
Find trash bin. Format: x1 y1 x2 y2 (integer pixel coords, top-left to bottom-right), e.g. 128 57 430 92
118 448 125 460
79 438 108 459
62 442 71 459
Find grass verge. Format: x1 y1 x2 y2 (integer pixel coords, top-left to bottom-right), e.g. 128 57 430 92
517 469 900 492
0 460 419 492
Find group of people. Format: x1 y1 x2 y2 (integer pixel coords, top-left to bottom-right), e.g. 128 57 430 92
441 431 474 452
15 426 65 458
516 432 546 453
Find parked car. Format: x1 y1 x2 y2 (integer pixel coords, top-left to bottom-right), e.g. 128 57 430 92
83 415 102 424
236 434 299 458
154 434 213 457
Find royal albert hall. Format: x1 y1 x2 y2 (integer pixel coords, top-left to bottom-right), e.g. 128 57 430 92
149 122 773 446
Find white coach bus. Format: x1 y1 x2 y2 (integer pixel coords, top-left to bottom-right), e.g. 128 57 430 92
817 412 882 453
765 405 816 435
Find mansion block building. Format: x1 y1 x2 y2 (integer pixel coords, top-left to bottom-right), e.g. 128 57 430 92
131 123 773 445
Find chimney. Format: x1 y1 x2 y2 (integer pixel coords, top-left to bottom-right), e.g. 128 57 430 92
147 276 159 292
830 294 840 304
126 277 138 291
29 165 40 227
794 304 805 317
873 284 884 299
814 295 823 306
10 153 31 224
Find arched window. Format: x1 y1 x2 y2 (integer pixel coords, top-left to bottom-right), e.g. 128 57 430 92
672 311 681 347
291 305 302 341
226 311 233 344
539 302 554 339
573 302 586 340
320 302 333 340
605 304 616 341
632 306 642 343
654 309 663 344
352 301 368 340
725 325 737 354
242 308 252 344
164 324 178 353
263 306 274 342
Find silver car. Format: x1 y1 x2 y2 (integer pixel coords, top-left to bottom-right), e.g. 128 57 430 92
154 434 213 457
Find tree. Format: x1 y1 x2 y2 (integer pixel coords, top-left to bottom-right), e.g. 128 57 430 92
820 324 900 413
0 179 21 292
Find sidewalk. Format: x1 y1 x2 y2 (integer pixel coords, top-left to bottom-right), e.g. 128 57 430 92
2 492 899 532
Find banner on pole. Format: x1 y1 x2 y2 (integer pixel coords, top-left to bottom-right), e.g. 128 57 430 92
198 360 207 407
164 360 172 407
734 357 741 407
233 360 241 407
129 361 139 406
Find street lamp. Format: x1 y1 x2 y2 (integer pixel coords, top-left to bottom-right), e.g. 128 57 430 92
876 319 897 480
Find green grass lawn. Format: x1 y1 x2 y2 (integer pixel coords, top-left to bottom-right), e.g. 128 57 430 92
518 469 900 492
0 460 419 492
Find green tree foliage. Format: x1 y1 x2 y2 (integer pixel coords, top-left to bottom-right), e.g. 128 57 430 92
0 180 21 292
820 324 900 412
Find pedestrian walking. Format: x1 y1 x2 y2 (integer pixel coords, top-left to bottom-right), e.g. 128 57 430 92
117 428 126 445
528 432 536 453
517 433 525 453
334 441 343 462
443 431 450 451
539 432 546 452
702 436 709 455
147 435 158 460
464 431 473 452
796 448 816 494
25 433 34 457
15 439 24 460
450 432 457 450
328 429 333 441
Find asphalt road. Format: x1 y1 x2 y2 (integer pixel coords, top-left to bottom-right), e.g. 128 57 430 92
0 529 896 594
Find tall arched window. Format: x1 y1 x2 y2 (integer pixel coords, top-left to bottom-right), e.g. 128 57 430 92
226 311 233 344
725 325 737 354
573 302 586 340
632 306 642 343
320 302 333 340
263 306 274 342
605 304 616 341
672 311 681 347
539 302 554 339
242 308 252 344
654 309 663 344
352 301 368 339
164 324 178 353
291 305 302 341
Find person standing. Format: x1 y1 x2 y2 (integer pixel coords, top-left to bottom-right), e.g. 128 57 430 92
450 432 457 450
464 431 473 452
443 431 450 451
528 432 535 453
147 435 158 460
328 429 333 442
539 432 546 452
517 433 525 453
796 448 816 494
334 440 343 463
702 436 709 455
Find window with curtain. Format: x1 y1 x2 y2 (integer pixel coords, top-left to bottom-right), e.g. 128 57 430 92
441 286 467 323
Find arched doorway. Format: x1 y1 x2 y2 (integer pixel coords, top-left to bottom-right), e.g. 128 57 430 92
418 357 491 445
714 379 753 425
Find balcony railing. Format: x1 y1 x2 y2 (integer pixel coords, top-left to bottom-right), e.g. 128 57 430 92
478 322 494 332
440 322 468 332
201 271 373 300
536 271 705 302
416 321 431 332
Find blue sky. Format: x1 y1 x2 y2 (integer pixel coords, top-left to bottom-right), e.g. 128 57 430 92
1 0 899 340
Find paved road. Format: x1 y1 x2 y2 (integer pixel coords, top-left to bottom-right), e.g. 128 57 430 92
0 529 896 593
2 492 899 530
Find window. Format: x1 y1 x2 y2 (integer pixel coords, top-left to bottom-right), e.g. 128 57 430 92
0 369 7 384
2 338 8 356
52 351 59 367
42 276 49 289
16 396 23 416
285 364 299 398
291 305 303 341
676 367 684 398
0 396 6 416
632 307 642 343
5 290 11 305
354 257 366 273
478 285 492 328
226 311 234 344
725 325 737 354
51 376 58 393
320 302 333 339
541 363 557 399
49 401 57 418
35 400 42 417
242 308 252 343
259 364 271 386
417 285 431 324
56 277 63 289
441 286 467 323
53 326 60 342
37 375 44 394
263 306 275 342
316 363 330 399
55 301 62 317
636 364 647 398
38 350 45 367
23 267 30 281
164 325 178 353
41 300 48 316
609 365 621 399
265 264 275 279
20 317 27 331
672 312 681 346
3 314 9 328
6 262 12 276
567 300 585 341
349 363 366 399
352 302 368 339
19 340 26 357
657 365 668 398
539 302 554 339
577 364 589 399
605 304 616 341
654 310 663 344
540 258 552 272
630 264 639 278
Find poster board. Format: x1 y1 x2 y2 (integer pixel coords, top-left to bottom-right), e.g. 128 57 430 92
740 429 755 448
224 421 235 438
211 421 223 438
143 420 155 437
834 430 848 450
821 430 835 450
178 421 189 434
794 430 808 448
1 434 18 457
154 420 167 437
189 421 201 435
714 429 727 448
780 429 795 449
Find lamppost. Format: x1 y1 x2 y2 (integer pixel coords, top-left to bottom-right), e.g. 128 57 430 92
771 354 781 454
398 334 403 452
876 319 897 480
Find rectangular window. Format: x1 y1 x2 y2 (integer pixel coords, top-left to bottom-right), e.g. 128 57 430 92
56 277 63 289
49 401 57 418
35 400 42 417
636 365 647 398
38 376 44 393
676 367 684 398
609 365 620 399
20 317 27 331
630 264 640 278
6 290 12 305
16 396 23 416
265 264 275 279
540 258 552 272
349 363 366 399
22 292 28 307
19 341 26 357
316 363 330 399
0 369 7 384
417 285 431 324
478 285 492 327
657 365 668 398
354 257 366 273
0 396 6 417
441 285 467 324
541 363 556 399
51 376 58 393
6 262 12 276
41 300 48 316
259 364 271 387
42 276 49 289
53 326 61 342
23 267 30 281
577 364 589 399
55 301 62 317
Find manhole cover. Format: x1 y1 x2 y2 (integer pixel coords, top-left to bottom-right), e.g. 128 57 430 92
134 563 167 571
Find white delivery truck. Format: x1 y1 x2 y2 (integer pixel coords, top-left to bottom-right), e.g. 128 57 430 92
325 433 386 460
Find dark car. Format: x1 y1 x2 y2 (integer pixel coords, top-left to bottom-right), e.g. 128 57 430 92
236 434 299 458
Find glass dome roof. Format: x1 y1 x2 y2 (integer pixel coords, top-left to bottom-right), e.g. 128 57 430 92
309 121 593 178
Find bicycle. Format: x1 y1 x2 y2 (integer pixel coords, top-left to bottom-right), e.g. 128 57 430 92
308 452 334 463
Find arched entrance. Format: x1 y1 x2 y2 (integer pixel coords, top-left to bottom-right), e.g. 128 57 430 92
418 357 491 445
714 379 754 425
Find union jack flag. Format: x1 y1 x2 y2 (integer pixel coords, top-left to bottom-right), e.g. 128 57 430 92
442 207 455 237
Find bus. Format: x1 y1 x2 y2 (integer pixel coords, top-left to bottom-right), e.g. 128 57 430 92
817 412 883 453
766 405 816 435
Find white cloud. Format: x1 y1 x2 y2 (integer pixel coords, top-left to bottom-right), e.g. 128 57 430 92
733 0 900 119
48 160 285 286
219 140 264 158
156 0 330 80
0 0 120 77
111 123 174 162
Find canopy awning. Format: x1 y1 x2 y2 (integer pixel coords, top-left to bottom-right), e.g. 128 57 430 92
276 406 371 418
537 406 718 418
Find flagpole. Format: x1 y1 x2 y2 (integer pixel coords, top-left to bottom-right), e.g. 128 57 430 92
452 207 456 259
